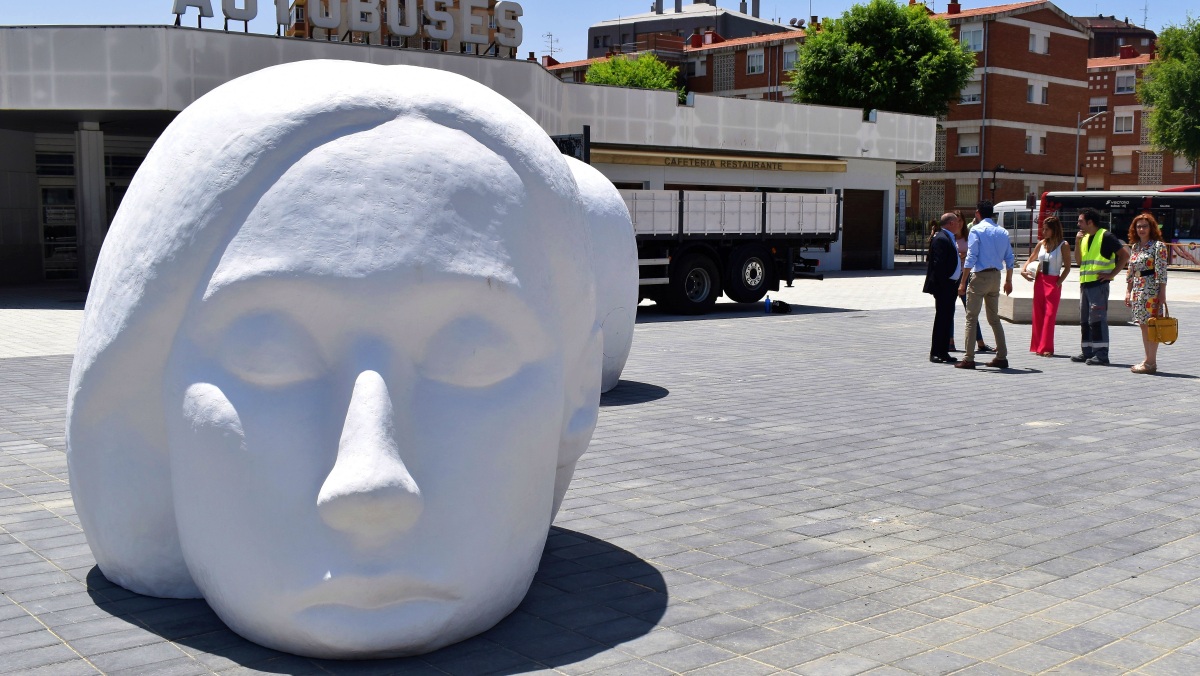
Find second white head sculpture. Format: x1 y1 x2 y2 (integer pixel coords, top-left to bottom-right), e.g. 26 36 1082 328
66 61 618 658
566 158 638 393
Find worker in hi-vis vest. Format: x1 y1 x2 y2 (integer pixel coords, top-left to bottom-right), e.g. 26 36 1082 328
1071 207 1130 366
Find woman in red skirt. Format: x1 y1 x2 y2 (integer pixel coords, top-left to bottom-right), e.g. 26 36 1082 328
1020 215 1072 357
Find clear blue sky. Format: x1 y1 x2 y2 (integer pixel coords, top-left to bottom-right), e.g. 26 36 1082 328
1 0 1193 63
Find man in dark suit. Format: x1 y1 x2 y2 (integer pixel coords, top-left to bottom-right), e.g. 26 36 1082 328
924 212 962 364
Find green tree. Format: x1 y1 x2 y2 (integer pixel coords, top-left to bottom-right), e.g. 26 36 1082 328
1138 17 1200 175
788 0 975 117
585 53 684 102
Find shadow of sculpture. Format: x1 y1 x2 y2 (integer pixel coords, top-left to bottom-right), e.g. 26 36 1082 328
84 528 667 673
600 380 669 407
636 302 860 323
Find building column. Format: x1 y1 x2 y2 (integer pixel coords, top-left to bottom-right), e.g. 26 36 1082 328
75 122 106 287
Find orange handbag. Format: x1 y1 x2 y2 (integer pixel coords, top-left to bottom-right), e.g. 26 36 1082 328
1147 302 1178 345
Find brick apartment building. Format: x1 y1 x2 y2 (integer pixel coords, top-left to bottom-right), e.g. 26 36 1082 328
546 29 804 101
1076 15 1157 58
899 1 1091 223
680 31 802 101
585 0 797 59
286 0 520 57
1082 46 1197 190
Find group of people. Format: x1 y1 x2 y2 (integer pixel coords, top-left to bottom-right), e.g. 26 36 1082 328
924 201 1169 373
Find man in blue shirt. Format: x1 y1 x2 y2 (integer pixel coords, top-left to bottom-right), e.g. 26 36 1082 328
955 200 1015 369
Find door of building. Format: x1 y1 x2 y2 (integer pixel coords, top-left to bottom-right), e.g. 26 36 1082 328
841 189 886 270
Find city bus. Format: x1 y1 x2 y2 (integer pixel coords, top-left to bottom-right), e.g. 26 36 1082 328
1037 186 1200 265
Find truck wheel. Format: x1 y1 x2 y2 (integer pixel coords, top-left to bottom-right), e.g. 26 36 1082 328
665 253 721 314
725 245 773 303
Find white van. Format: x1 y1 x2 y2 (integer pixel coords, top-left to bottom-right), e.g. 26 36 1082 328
993 200 1040 254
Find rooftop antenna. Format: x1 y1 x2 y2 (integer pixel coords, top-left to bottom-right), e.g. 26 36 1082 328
543 31 560 58
1141 0 1149 27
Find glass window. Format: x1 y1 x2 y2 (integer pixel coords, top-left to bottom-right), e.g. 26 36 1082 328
955 182 978 206
104 156 142 179
1087 136 1106 152
1114 114 1134 133
35 153 74 177
1174 155 1194 173
783 49 797 71
960 81 981 104
1113 156 1132 173
958 132 980 156
746 51 764 75
1089 96 1107 114
960 27 982 52
1115 72 1136 94
1026 82 1047 104
1028 29 1049 54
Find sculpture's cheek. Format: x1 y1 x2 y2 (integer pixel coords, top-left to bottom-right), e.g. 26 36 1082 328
179 383 246 455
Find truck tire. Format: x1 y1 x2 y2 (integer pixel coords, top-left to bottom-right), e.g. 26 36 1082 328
725 244 774 303
665 252 721 314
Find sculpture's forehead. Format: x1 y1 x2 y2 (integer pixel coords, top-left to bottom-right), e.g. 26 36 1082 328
207 116 533 294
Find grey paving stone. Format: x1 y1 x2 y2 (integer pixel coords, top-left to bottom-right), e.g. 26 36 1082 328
1 642 86 671
747 638 836 670
5 282 1200 672
793 651 884 676
642 642 737 672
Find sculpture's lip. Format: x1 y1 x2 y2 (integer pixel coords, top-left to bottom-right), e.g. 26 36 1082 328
295 573 460 611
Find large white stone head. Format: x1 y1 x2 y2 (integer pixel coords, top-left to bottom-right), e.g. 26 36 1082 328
66 61 601 658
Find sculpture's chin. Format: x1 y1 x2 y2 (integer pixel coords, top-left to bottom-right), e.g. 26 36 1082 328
229 597 487 659
207 566 537 659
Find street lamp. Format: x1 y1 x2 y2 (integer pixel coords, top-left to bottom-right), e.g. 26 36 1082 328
990 163 1005 202
1074 110 1107 190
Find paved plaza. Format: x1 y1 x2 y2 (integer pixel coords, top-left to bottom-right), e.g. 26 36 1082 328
3 270 1200 675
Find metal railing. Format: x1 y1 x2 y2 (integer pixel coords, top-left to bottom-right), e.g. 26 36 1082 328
1167 243 1200 271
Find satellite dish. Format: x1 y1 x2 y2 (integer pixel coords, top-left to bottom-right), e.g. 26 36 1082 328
796 18 806 27
789 17 798 25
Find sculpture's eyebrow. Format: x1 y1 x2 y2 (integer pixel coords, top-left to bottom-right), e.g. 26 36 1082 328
192 273 552 361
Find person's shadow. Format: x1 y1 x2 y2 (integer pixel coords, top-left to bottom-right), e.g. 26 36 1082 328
84 528 667 673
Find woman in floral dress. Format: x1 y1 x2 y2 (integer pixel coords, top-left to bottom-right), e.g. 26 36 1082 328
1124 213 1168 374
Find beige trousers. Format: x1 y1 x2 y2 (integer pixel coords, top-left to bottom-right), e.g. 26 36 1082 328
964 268 1007 360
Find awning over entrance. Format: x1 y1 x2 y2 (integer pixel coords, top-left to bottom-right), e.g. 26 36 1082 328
591 149 847 174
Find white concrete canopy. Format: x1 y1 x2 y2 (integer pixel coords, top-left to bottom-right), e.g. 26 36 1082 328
0 26 936 164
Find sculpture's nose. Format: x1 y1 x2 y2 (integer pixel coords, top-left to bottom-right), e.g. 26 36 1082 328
317 370 423 540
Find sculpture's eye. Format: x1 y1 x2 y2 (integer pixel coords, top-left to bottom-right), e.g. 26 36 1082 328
217 312 326 387
421 317 523 388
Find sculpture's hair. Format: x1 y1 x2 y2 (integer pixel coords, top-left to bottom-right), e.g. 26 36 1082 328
66 61 598 598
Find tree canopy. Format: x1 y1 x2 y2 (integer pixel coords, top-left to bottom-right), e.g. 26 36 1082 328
1138 17 1200 169
585 53 684 101
788 0 975 117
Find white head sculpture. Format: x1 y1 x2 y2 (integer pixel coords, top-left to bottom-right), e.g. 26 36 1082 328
66 61 601 659
565 158 638 393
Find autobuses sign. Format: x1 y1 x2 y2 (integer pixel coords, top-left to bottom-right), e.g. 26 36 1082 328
171 1 524 48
